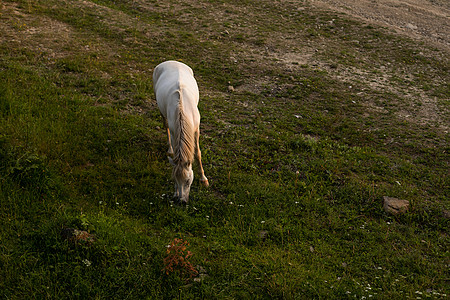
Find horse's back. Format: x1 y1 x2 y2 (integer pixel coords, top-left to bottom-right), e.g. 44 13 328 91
153 61 198 105
153 61 194 86
153 61 200 124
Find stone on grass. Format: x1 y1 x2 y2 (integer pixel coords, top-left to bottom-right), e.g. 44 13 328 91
383 196 409 215
406 23 418 30
61 228 95 245
193 265 208 282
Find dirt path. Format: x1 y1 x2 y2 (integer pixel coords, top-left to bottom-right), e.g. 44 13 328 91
310 0 450 50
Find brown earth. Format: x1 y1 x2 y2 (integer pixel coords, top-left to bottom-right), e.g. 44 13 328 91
310 0 450 51
1 0 448 132
290 0 449 133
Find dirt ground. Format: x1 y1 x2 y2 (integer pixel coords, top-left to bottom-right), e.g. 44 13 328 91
310 0 450 50
297 0 449 133
1 0 447 132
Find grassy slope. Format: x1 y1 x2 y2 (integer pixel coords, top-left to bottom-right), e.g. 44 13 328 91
0 0 448 298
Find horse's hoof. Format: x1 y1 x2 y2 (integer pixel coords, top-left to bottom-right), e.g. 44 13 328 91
200 178 209 187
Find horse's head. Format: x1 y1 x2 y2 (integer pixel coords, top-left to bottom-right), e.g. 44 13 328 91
169 157 194 203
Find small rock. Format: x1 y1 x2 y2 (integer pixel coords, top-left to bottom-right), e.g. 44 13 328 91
406 23 418 30
193 273 209 282
309 246 314 253
194 265 208 282
62 228 95 245
383 196 409 215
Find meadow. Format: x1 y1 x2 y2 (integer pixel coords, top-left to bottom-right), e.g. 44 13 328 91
0 0 448 298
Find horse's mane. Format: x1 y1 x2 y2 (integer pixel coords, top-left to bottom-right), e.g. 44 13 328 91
172 90 195 181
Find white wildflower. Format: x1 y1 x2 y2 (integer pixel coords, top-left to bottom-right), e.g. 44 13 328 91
82 259 91 267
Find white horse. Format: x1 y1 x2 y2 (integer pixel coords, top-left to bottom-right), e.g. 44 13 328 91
153 60 209 203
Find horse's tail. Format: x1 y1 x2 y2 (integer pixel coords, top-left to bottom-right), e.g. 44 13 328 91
172 90 195 179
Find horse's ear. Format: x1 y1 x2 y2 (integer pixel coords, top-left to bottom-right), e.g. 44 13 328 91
168 156 175 166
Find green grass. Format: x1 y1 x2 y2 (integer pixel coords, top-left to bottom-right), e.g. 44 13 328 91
0 0 448 298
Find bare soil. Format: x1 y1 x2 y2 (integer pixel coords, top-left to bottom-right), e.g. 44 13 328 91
310 0 450 50
1 0 448 132
289 0 449 132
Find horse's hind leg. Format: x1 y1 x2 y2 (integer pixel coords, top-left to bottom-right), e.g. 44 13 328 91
161 114 174 156
195 128 209 187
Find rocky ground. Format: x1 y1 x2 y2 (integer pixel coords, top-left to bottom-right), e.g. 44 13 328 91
310 0 449 51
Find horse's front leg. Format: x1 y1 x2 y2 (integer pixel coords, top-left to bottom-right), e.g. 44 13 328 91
161 114 174 157
195 128 209 187
166 127 174 157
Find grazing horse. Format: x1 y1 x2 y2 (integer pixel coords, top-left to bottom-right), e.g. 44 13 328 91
153 60 209 203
